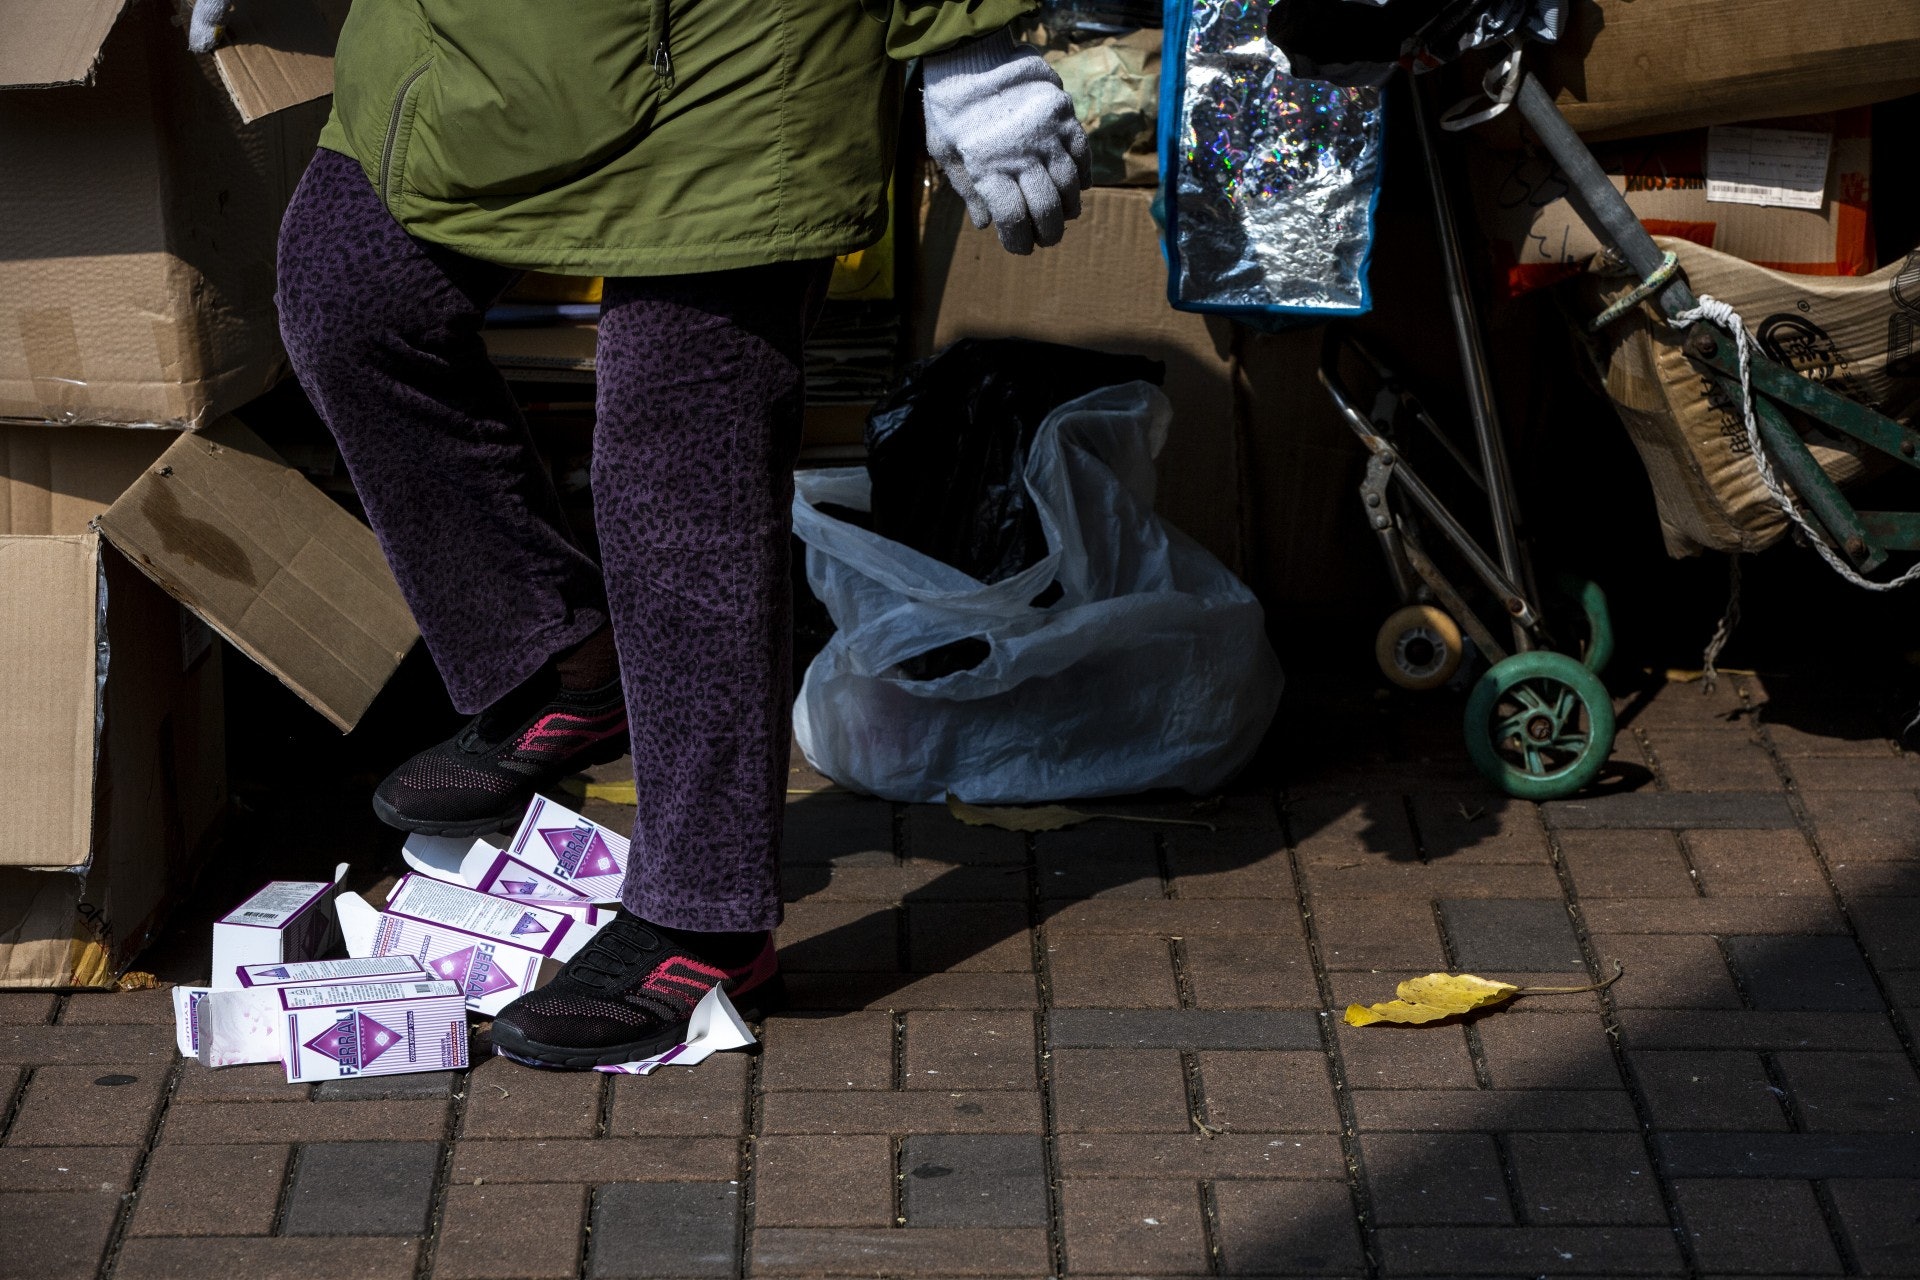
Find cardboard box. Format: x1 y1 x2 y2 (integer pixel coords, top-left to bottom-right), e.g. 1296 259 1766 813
0 0 338 428
912 185 1243 572
0 418 418 987
1472 112 1875 299
338 874 606 1016
1580 238 1920 556
173 955 431 1062
1535 0 1920 141
208 868 347 987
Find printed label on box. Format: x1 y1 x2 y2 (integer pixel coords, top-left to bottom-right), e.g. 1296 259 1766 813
281 980 469 1083
363 875 576 1015
505 796 629 903
1707 126 1832 210
220 880 331 928
237 956 429 988
464 848 592 902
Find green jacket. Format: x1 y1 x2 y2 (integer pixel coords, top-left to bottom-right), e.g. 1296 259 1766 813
317 0 1032 276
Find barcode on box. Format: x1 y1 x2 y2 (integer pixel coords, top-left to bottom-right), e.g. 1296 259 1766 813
242 911 278 920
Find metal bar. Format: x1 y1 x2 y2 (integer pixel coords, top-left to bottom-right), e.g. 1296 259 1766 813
1856 512 1920 550
1373 446 1542 633
1740 355 1920 471
1748 392 1886 571
1411 80 1532 647
1361 452 1419 601
1400 531 1508 665
1513 73 1696 316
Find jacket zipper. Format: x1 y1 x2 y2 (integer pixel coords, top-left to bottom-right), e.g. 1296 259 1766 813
379 58 435 205
651 0 673 88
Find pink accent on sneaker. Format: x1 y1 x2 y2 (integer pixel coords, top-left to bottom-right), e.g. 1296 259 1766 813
639 955 730 1010
513 710 630 755
723 937 779 999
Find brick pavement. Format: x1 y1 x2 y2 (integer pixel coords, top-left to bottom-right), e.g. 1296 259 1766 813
3 672 1918 1278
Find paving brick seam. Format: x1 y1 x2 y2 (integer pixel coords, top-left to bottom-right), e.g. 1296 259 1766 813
95 1044 186 1280
1539 758 1697 1276
1760 723 1920 1075
1028 827 1072 1280
1280 789 1383 1280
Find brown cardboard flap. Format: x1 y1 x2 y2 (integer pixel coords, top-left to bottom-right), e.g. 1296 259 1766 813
0 533 102 868
211 0 338 122
0 0 128 88
97 418 417 731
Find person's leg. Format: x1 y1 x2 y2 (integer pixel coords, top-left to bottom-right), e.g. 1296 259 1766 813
278 150 626 833
487 258 832 1068
278 149 609 710
595 259 834 935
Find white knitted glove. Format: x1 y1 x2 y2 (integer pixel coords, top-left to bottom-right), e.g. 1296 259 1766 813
187 0 232 52
923 29 1091 255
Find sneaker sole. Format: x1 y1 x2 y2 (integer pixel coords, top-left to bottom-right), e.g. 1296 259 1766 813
369 735 634 837
488 975 787 1070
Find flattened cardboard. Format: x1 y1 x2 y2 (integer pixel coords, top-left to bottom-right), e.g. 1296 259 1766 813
0 542 225 985
211 0 340 123
1538 0 1920 141
97 418 418 732
0 0 128 89
914 185 1242 572
0 426 175 536
0 534 103 870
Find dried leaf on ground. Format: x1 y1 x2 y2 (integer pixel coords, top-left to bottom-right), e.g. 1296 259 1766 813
945 793 1218 832
1344 962 1622 1027
115 971 159 992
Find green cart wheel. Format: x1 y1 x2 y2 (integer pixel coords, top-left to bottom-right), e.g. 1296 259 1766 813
1464 650 1616 800
1552 574 1615 675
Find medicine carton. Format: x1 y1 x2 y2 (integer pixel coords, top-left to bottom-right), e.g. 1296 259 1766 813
176 957 431 1063
281 979 469 1083
209 864 348 987
354 874 604 1015
502 796 630 903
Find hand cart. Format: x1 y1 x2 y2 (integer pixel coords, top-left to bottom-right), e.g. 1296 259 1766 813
1316 48 1920 801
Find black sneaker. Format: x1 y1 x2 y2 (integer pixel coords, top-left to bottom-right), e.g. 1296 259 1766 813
371 673 629 836
489 911 784 1069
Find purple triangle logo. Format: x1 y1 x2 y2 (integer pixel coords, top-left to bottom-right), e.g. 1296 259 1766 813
541 823 621 878
497 879 539 896
257 966 291 979
304 1011 404 1069
511 912 550 937
428 947 477 985
431 945 518 1000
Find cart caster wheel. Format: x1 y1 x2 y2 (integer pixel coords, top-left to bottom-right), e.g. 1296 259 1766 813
1375 605 1464 692
1464 650 1616 800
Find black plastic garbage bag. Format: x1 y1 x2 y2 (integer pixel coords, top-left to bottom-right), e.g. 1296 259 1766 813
864 338 1164 587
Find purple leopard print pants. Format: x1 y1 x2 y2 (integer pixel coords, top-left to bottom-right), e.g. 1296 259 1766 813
278 148 830 932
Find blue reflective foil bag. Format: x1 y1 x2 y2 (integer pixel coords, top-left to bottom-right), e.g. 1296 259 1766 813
1158 0 1386 321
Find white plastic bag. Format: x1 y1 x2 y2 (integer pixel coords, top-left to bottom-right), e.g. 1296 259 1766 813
792 382 1283 803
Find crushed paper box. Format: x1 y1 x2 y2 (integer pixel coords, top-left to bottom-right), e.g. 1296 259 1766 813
401 832 501 882
594 984 758 1075
338 874 607 1016
501 796 631 903
177 957 431 1065
281 979 470 1083
208 864 349 988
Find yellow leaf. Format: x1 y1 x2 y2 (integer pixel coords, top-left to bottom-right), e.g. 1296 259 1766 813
946 794 1090 832
115 971 159 992
1395 972 1519 1014
1345 1000 1461 1026
1344 963 1624 1027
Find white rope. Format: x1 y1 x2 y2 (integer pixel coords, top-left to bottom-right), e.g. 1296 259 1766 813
1670 295 1920 592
